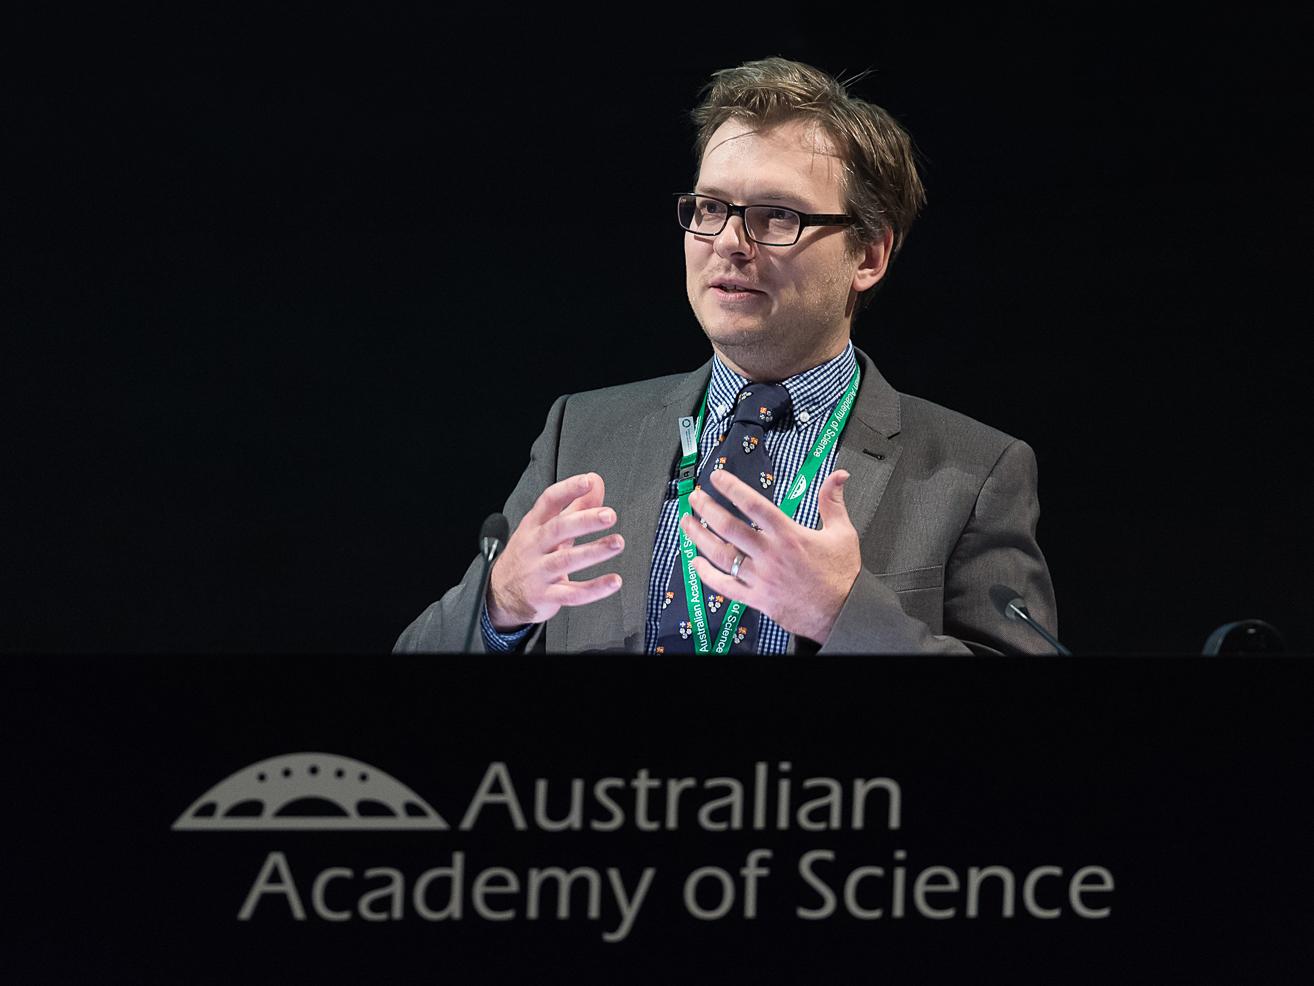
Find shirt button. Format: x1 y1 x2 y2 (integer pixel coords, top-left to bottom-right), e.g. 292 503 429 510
715 403 729 416
798 410 811 424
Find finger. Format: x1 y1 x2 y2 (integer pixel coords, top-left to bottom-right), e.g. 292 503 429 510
528 473 601 525
688 488 760 555
679 511 743 577
562 472 606 514
549 474 606 551
706 468 786 535
816 469 853 531
690 556 757 607
540 505 617 549
541 534 625 579
543 573 623 607
678 510 751 578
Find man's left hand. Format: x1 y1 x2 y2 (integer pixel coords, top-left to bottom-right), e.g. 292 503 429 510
682 467 861 645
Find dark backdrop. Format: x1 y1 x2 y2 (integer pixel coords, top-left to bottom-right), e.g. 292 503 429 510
5 9 1311 653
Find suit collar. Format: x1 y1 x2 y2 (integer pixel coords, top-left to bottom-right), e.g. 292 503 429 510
658 357 715 411
850 345 901 439
834 345 903 575
665 346 900 436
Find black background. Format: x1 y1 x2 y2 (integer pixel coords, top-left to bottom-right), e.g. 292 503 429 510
4 8 1312 654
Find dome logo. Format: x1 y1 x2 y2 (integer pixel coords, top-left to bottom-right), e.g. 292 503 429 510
172 752 448 830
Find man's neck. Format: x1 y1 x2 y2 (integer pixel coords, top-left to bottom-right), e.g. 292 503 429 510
712 337 850 382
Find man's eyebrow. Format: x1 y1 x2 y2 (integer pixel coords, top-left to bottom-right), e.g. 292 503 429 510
695 186 805 204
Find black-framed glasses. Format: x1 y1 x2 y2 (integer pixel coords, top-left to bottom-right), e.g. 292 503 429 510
675 192 854 247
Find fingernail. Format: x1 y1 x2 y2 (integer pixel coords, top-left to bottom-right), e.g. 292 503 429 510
578 476 591 491
610 535 624 549
600 508 615 524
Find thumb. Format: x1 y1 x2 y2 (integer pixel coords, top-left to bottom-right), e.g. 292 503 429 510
817 469 852 530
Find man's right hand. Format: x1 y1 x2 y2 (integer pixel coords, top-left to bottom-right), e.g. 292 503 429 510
486 472 625 631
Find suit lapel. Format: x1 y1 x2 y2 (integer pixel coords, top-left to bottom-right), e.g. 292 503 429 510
565 361 713 653
834 348 902 546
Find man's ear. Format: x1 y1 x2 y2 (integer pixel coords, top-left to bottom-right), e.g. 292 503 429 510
852 226 895 294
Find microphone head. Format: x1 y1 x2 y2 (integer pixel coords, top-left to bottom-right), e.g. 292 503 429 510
479 513 510 561
989 584 1068 654
989 584 1029 621
479 512 510 548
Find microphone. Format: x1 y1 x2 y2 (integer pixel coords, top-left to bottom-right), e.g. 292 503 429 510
464 513 511 653
989 585 1072 655
479 513 510 564
1202 618 1285 655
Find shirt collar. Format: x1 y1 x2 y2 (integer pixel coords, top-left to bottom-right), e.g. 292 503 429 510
706 341 857 428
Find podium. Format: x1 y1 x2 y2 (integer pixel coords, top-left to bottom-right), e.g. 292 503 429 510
6 655 1313 984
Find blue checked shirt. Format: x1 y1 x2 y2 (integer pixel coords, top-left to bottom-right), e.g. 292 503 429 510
484 342 857 654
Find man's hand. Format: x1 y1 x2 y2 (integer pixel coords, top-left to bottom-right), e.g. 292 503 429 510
486 472 624 631
682 467 861 644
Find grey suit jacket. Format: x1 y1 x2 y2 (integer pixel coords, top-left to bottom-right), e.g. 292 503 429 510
395 348 1057 654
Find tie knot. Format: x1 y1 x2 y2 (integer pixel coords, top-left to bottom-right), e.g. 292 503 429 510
731 383 791 429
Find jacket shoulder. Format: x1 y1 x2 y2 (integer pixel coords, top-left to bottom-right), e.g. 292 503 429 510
561 372 691 412
898 392 1027 472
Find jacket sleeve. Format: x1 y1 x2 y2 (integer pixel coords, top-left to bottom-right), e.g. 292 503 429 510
392 395 569 654
817 438 1058 655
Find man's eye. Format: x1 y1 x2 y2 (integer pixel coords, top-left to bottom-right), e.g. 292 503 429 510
700 200 727 215
766 208 793 222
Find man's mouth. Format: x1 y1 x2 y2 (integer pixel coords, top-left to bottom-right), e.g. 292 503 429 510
711 281 763 295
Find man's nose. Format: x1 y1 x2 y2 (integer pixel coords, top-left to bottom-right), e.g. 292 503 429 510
713 214 755 259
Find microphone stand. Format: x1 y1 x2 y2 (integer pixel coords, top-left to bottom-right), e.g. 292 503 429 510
1005 598 1072 655
463 547 499 653
463 514 510 653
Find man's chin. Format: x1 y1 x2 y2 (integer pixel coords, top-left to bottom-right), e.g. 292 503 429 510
701 326 789 377
700 318 772 349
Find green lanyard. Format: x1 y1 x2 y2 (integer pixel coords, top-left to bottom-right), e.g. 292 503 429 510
674 364 862 654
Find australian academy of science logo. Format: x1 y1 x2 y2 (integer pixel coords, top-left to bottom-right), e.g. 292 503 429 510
172 752 448 830
787 473 808 500
174 754 1115 936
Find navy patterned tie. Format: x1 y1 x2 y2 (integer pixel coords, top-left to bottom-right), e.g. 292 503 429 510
655 383 792 654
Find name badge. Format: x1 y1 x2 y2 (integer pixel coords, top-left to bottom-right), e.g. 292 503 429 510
677 416 697 457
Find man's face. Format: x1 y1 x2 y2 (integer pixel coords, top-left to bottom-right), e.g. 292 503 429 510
684 116 885 378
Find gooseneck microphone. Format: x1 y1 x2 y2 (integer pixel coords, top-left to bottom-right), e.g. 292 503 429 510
463 512 511 653
989 585 1072 655
479 513 510 564
1004 597 1071 655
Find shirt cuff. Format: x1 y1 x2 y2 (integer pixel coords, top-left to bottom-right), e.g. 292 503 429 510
480 602 534 652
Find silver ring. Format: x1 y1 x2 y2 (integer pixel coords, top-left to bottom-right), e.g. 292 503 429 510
730 552 746 579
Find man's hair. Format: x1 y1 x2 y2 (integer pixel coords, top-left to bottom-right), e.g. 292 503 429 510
691 57 926 309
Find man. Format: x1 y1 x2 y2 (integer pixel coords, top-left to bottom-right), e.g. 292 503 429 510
396 57 1057 654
